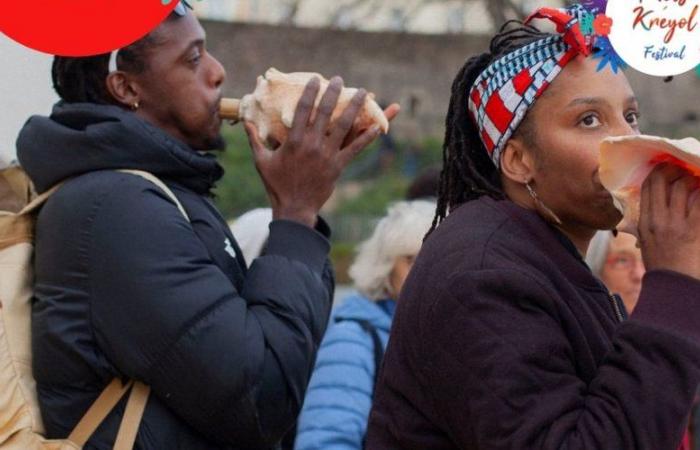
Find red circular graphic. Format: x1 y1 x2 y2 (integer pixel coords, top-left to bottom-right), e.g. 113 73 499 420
0 1 179 56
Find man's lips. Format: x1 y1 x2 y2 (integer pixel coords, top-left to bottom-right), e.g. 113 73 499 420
211 94 223 117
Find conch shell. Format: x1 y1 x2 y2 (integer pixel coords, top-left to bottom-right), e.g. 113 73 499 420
220 68 389 147
599 135 700 235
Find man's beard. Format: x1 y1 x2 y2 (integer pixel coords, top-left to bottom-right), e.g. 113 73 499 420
202 133 227 152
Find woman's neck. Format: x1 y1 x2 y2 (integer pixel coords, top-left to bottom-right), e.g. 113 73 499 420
555 222 596 257
505 186 594 257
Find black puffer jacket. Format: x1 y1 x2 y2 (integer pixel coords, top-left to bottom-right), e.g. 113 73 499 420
16 102 334 449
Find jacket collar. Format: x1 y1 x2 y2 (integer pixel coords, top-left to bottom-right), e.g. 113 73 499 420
490 197 607 291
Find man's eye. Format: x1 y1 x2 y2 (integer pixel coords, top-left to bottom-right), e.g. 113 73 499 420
190 53 201 65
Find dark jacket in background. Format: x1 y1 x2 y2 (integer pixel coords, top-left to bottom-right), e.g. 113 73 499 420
366 195 700 450
17 102 334 449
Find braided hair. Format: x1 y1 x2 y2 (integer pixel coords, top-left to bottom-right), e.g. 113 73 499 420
429 21 554 235
51 14 177 104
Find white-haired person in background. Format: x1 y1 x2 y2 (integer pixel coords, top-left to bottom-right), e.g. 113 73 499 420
294 199 436 450
228 208 273 265
587 231 697 449
585 230 645 314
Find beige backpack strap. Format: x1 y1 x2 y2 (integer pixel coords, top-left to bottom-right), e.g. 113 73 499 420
62 170 184 448
17 183 63 216
67 379 134 447
113 382 151 450
14 169 188 218
118 169 190 221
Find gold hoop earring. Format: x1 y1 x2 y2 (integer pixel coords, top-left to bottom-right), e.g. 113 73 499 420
525 181 563 225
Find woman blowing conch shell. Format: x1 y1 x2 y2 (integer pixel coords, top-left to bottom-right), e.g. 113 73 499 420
599 135 700 236
221 68 390 148
365 4 700 450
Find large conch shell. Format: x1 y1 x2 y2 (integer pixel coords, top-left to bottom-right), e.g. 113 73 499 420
220 68 389 147
599 135 700 235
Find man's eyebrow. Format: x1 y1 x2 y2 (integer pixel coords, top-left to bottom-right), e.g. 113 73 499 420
179 38 205 57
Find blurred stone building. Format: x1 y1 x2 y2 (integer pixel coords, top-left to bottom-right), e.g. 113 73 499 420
193 0 555 34
202 20 700 141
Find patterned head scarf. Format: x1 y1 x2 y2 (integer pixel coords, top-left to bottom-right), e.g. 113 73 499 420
468 4 620 168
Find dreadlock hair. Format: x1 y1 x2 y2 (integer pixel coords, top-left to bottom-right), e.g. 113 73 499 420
428 21 554 236
51 12 180 105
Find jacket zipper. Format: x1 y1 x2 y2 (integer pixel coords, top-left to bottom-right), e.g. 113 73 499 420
608 293 624 323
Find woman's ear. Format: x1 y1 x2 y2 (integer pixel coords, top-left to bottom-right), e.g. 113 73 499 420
500 138 537 184
105 72 140 109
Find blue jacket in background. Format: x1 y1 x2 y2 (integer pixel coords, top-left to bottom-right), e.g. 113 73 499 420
294 294 395 450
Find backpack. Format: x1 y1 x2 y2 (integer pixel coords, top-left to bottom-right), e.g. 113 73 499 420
0 167 189 449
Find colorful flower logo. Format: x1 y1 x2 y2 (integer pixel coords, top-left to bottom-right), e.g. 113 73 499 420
606 0 700 76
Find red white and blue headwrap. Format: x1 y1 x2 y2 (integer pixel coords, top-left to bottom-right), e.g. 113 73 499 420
468 3 625 167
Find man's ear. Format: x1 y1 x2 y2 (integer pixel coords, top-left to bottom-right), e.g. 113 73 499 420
500 138 537 184
105 72 140 109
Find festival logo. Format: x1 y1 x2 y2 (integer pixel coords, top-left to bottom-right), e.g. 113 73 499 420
0 0 183 56
606 0 700 76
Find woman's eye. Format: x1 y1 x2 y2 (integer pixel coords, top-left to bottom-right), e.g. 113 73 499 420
626 111 640 126
190 53 201 65
579 114 601 128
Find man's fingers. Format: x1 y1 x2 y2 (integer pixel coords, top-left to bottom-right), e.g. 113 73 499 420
337 125 381 169
244 121 267 162
328 89 367 148
288 77 321 147
313 76 343 136
383 103 401 122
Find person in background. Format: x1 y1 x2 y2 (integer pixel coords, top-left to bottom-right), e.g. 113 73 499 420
405 165 440 200
586 231 645 313
588 231 694 450
229 208 273 265
294 200 436 450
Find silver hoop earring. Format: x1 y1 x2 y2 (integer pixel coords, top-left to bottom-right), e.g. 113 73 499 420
525 182 563 225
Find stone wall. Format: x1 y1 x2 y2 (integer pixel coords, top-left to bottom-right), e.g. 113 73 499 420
203 20 700 141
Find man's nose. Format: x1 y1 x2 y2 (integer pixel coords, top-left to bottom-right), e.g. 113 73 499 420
208 54 226 89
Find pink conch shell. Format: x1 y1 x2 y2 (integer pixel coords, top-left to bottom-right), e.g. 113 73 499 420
239 68 389 147
599 135 700 235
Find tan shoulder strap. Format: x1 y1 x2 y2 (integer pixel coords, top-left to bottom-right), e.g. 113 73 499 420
15 169 190 220
47 170 184 448
67 379 132 446
17 183 63 216
67 379 151 449
113 382 151 450
118 169 190 221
